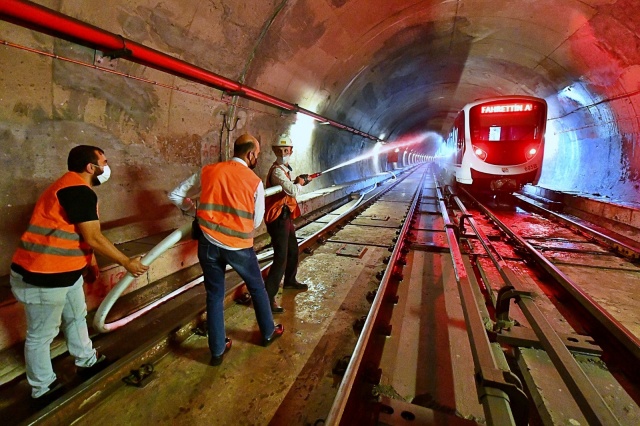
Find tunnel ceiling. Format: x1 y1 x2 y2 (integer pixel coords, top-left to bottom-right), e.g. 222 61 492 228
246 0 634 152
1 0 638 202
2 0 635 151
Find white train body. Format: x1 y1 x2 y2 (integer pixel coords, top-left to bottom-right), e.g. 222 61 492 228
443 95 547 192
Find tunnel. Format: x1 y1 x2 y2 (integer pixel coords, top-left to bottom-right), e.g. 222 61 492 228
1 0 639 424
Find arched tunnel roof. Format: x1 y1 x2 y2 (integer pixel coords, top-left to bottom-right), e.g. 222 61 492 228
0 0 638 212
248 0 638 154
246 0 638 201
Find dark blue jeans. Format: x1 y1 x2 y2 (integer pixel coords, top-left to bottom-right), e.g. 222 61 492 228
197 236 275 356
264 209 299 302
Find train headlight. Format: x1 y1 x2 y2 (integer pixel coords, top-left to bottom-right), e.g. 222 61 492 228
472 145 487 161
525 147 537 160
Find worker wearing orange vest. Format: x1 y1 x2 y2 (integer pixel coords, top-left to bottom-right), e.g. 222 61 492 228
168 134 283 366
263 135 315 313
10 145 148 400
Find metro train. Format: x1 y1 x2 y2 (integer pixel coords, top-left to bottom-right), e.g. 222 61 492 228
441 95 548 193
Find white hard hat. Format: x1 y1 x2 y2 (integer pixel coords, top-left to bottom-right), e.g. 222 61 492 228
274 135 293 147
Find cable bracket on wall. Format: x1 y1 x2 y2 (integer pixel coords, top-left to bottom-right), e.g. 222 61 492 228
93 36 132 69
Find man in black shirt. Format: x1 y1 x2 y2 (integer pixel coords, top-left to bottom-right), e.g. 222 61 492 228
10 145 148 399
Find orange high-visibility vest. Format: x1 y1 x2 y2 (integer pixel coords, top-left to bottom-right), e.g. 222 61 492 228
197 161 261 249
264 163 300 224
12 172 94 273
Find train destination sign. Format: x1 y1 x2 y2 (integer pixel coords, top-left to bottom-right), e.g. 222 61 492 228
481 103 534 113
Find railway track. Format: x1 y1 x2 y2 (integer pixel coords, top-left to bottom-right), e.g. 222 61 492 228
444 186 640 425
3 166 422 425
3 164 639 425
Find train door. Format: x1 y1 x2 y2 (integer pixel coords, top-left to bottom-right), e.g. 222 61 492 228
455 112 465 164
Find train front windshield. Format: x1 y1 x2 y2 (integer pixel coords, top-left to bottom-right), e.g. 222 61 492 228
469 100 547 165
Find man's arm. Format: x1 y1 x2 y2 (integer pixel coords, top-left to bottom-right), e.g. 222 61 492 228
77 221 148 277
271 167 303 197
168 171 201 212
254 181 265 229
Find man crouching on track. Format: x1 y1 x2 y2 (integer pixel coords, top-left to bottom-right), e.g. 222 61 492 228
168 134 284 366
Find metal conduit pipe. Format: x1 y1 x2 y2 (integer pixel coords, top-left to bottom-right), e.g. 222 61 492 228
0 0 380 141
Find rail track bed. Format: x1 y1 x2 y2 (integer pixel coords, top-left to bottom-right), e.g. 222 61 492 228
3 164 639 425
446 186 640 425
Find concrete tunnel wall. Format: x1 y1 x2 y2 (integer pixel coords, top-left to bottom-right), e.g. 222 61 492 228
0 1 393 277
1 0 640 280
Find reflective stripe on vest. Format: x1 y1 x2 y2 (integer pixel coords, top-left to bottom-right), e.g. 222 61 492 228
264 163 300 224
197 161 260 249
12 172 94 273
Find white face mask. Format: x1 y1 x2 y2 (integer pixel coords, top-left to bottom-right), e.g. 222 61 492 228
277 155 290 165
97 164 111 184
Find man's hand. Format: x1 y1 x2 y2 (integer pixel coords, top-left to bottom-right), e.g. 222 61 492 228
78 221 150 278
181 197 196 213
124 256 149 278
296 174 314 186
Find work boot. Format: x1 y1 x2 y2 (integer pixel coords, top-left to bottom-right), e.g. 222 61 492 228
77 353 109 378
283 281 308 291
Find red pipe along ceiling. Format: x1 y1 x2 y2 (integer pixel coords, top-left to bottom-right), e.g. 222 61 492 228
0 0 378 141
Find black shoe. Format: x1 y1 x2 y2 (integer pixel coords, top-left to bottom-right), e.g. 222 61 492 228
210 338 232 366
235 292 252 305
77 353 109 378
31 378 65 405
262 324 284 347
283 281 308 291
270 299 285 314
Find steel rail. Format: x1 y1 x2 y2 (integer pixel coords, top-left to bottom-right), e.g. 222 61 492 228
452 189 622 426
325 167 427 424
94 170 408 333
513 193 640 261
461 187 640 363
436 181 520 426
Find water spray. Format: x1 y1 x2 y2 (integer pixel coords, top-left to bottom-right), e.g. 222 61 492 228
271 134 435 194
307 138 424 178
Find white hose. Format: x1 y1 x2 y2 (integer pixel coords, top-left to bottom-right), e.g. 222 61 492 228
93 222 194 333
93 174 393 333
265 185 282 197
